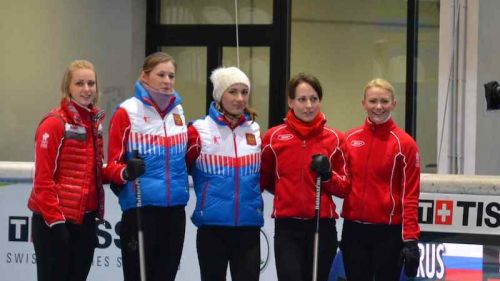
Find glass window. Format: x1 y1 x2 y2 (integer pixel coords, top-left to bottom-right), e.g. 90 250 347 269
161 47 207 123
416 2 440 173
160 0 272 24
291 0 408 133
290 0 440 172
223 47 270 130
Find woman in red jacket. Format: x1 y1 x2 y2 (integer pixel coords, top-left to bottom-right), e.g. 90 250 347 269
340 78 420 281
261 73 350 281
28 60 107 281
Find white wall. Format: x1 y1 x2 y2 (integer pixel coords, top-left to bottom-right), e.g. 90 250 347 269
0 0 146 161
476 0 500 175
438 0 500 175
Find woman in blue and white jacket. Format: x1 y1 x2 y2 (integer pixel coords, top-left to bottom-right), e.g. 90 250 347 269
186 66 263 281
107 52 189 281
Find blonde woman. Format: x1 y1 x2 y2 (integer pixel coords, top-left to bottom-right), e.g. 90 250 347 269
28 60 106 281
340 78 420 280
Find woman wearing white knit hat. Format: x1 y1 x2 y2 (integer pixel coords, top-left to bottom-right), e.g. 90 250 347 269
186 66 263 281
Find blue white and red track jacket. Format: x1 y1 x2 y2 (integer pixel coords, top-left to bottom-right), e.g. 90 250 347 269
186 102 263 227
106 81 189 211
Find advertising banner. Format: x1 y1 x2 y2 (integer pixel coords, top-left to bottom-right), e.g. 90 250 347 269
419 193 500 235
3 183 500 281
1 183 278 281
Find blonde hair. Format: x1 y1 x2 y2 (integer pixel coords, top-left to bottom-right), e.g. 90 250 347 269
363 78 395 100
60 60 99 104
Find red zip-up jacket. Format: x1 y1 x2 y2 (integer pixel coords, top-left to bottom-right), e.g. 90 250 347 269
341 117 420 241
261 110 350 219
28 99 107 226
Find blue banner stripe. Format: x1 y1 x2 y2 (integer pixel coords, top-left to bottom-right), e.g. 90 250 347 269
443 256 482 270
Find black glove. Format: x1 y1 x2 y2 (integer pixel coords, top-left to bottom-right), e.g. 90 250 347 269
310 154 332 181
400 240 420 277
123 153 145 181
110 183 124 196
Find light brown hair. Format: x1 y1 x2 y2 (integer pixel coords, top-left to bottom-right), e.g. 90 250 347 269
141 52 177 76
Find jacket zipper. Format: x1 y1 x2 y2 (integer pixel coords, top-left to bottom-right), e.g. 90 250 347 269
301 140 306 184
388 152 398 224
92 113 104 221
301 139 311 216
361 130 373 219
163 120 171 205
233 131 239 226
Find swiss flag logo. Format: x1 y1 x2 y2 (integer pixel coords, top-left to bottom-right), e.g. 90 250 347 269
434 200 453 225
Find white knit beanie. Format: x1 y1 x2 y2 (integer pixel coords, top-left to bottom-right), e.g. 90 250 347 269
210 66 251 102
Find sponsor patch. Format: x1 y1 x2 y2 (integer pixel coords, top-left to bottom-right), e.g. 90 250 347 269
40 132 50 149
246 133 257 146
212 136 221 145
64 124 86 141
350 140 365 147
173 114 183 126
277 134 293 141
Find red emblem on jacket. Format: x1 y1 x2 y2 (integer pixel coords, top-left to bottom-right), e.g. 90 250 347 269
173 114 183 126
246 133 257 146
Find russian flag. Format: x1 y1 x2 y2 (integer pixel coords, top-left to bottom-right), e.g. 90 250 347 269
443 243 483 281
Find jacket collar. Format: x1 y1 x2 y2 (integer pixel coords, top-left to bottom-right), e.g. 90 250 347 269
285 110 326 139
134 81 182 114
363 117 397 132
208 101 251 128
60 99 104 126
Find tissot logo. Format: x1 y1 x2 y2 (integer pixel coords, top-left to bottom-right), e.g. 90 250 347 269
419 199 453 225
418 199 434 224
419 198 500 228
435 200 453 225
9 216 29 242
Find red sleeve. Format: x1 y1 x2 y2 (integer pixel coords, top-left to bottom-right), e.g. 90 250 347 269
323 132 351 198
186 125 201 170
260 130 276 194
100 166 110 184
32 116 65 225
402 139 421 241
105 107 130 184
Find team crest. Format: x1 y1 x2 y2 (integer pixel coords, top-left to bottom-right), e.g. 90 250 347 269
173 114 183 126
246 133 257 146
40 133 50 149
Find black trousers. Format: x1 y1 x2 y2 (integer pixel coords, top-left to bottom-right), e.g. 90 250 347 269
196 226 261 281
120 206 186 281
31 212 97 281
274 218 338 281
340 220 404 281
